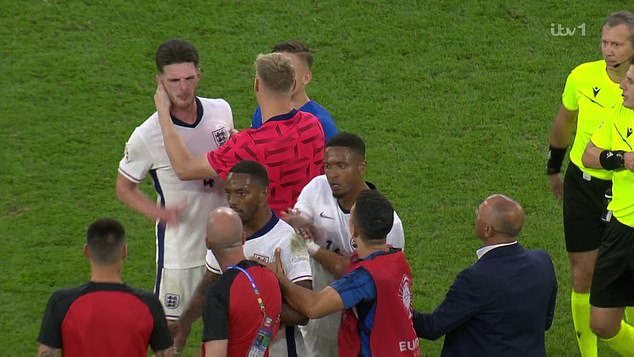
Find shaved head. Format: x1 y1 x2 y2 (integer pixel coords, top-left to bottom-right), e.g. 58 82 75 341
206 207 244 250
476 194 524 240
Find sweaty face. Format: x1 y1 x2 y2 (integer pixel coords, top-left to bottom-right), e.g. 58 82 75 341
620 65 634 109
159 62 200 110
225 173 267 224
601 24 634 69
324 147 364 199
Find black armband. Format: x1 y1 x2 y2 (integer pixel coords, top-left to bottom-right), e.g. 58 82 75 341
546 146 567 174
599 150 625 170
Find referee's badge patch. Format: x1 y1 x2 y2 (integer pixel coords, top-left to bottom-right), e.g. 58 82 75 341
165 293 180 309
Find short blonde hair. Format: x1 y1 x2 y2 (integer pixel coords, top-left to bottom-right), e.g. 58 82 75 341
255 53 295 93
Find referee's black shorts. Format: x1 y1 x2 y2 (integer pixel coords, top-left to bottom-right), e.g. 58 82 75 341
563 162 612 252
590 218 634 308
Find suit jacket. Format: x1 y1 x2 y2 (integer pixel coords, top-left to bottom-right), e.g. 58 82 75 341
414 243 557 357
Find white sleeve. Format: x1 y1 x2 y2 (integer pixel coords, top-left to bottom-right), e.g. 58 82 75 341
220 99 235 131
293 178 316 220
205 249 222 274
118 128 153 183
279 235 312 283
387 212 405 250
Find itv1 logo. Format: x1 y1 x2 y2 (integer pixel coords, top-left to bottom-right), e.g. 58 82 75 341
550 23 586 37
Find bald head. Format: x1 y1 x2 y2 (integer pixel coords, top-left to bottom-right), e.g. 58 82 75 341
476 194 524 240
206 207 244 251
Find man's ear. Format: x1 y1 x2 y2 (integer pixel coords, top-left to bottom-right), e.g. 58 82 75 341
83 244 90 258
303 70 312 86
350 220 358 238
357 159 367 176
484 224 495 239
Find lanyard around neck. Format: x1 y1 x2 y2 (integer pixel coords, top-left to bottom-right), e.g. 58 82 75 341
227 265 266 315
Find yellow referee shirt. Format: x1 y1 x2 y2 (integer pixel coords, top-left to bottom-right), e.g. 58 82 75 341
591 104 634 227
562 60 622 180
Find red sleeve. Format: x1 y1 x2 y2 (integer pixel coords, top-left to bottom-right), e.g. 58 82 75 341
207 132 255 179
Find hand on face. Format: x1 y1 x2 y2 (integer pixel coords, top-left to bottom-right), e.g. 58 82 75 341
154 77 172 114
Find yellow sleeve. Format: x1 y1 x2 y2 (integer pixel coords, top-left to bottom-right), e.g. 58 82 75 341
590 112 614 150
561 70 579 111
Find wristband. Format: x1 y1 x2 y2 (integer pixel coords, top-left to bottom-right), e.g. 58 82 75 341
546 146 567 174
599 150 625 170
305 239 320 256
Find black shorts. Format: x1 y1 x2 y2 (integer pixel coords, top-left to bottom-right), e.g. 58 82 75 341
590 218 634 308
563 163 612 252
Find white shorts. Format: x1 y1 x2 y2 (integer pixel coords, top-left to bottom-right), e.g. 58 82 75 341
300 323 338 357
156 265 205 320
268 325 306 357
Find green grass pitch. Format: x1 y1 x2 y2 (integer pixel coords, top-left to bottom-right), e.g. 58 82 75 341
1 1 630 355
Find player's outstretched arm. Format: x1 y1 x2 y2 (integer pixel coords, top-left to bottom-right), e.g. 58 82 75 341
153 80 217 180
281 209 325 244
283 210 350 279
173 270 220 349
311 248 350 280
280 280 311 326
269 249 343 319
115 173 180 224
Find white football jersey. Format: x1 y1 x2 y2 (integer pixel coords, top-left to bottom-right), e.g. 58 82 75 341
294 174 405 342
205 215 312 356
205 215 312 282
119 97 233 269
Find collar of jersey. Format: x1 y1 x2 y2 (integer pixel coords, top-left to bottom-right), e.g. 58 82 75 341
264 109 298 123
170 97 204 128
336 181 378 214
247 213 279 241
352 247 398 262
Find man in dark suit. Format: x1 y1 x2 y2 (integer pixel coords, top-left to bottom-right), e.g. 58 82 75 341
414 194 558 357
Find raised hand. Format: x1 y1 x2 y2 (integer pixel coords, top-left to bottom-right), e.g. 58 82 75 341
154 77 171 115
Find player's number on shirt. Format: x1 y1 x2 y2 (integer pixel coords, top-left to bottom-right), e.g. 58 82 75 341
325 239 341 254
203 178 215 188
